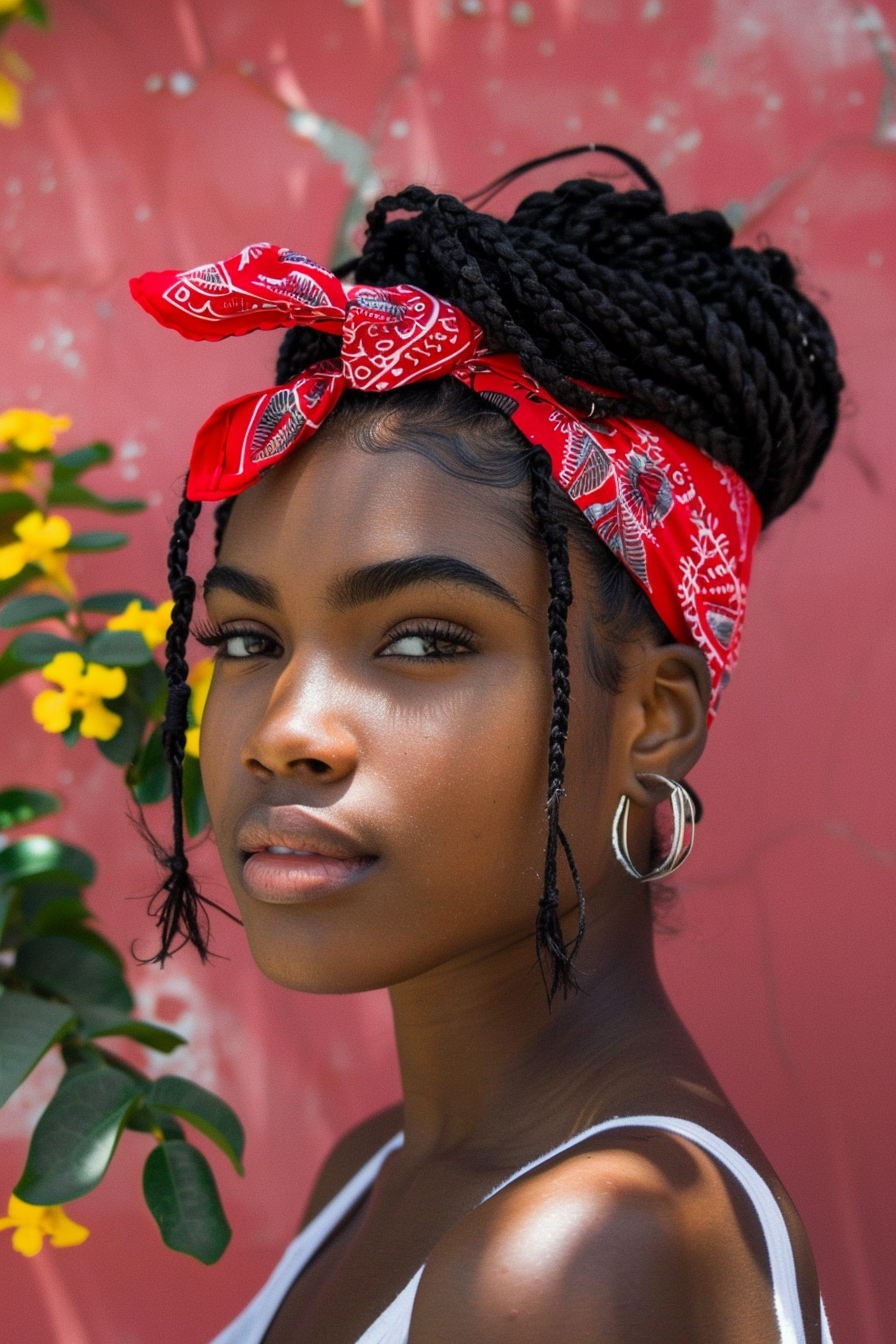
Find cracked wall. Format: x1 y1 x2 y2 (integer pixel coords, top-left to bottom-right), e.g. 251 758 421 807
1 2 894 1341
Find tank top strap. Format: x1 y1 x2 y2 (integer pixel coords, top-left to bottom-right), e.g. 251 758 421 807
479 1114 809 1344
207 1131 404 1344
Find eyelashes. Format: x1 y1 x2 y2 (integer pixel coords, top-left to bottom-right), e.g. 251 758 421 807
378 619 477 660
191 618 477 662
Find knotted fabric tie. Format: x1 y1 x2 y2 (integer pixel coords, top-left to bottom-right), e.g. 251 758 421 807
131 243 761 715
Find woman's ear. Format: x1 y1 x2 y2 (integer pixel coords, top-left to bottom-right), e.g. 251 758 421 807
614 641 710 809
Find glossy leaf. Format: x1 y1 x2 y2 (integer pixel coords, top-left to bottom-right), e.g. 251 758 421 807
61 717 82 747
0 835 94 886
80 591 154 615
0 887 13 943
0 638 30 686
0 489 38 520
24 890 92 938
21 0 50 26
47 481 145 514
145 1076 244 1174
0 991 77 1108
0 594 70 628
96 691 147 766
15 1063 144 1204
16 935 134 1012
51 442 113 478
0 787 60 829
128 1103 185 1142
183 755 210 837
0 564 44 607
66 530 129 553
129 658 166 715
7 630 83 664
88 628 153 667
78 1005 186 1054
31 918 124 967
130 725 171 804
143 1140 231 1264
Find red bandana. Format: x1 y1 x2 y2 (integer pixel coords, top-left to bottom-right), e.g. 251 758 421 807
131 244 761 715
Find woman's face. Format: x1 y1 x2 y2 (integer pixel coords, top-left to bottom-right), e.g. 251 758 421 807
200 424 626 993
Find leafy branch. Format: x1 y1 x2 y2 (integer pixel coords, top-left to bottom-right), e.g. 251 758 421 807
0 409 236 1264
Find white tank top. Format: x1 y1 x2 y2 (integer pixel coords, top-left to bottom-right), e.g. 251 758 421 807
209 1115 834 1344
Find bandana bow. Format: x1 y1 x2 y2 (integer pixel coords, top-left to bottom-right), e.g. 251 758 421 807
131 243 761 715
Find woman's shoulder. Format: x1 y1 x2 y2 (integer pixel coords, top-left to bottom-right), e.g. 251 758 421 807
409 1124 821 1344
299 1102 404 1230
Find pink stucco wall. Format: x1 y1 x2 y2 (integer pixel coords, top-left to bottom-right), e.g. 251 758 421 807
2 3 894 1340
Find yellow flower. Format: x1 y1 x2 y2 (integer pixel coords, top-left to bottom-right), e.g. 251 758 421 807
0 73 21 128
0 1 26 13
0 1194 89 1257
33 651 127 741
0 409 71 450
185 658 214 757
106 598 173 650
0 511 71 582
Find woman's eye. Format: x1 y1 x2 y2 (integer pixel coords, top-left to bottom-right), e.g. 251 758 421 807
221 632 274 659
380 630 472 659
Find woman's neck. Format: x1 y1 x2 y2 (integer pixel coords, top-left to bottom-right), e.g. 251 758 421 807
388 886 706 1166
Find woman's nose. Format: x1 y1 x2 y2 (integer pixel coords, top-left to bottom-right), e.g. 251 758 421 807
240 661 359 784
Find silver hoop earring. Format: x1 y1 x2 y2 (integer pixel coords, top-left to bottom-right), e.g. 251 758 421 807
612 773 696 882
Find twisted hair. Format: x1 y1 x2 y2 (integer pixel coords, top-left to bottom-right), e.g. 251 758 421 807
152 146 842 988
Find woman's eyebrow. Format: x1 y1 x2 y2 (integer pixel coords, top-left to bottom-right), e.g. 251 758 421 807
203 564 281 609
329 555 524 613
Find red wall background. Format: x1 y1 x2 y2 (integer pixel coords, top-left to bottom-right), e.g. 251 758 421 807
2 2 894 1340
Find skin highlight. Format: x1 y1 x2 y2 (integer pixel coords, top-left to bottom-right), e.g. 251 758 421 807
197 419 822 1344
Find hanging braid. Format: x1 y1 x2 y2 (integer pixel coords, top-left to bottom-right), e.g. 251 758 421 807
151 146 842 989
141 487 203 962
527 449 586 999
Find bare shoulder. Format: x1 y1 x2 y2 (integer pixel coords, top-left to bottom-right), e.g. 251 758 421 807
299 1102 403 1229
409 1128 816 1344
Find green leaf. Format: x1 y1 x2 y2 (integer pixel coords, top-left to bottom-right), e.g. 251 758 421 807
24 891 92 938
15 1063 143 1204
47 481 145 514
142 1140 232 1264
51 442 113 478
0 594 70 628
0 489 39 520
80 591 154 615
128 1103 185 1141
16 935 133 1011
7 630 83 664
130 724 171 804
0 835 94 886
87 628 153 666
21 0 50 27
29 919 123 967
183 755 209 837
0 564 43 606
0 887 13 943
129 657 166 713
0 990 77 1108
96 691 147 766
0 787 60 829
145 1076 244 1174
61 717 82 747
0 638 30 687
66 530 129 553
78 1006 186 1054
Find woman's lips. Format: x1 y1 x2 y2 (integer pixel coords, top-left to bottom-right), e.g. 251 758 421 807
241 848 376 903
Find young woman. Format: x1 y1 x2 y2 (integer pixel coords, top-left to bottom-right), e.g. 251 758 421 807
131 147 842 1343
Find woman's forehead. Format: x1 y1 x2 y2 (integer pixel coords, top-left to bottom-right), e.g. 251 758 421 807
218 429 536 588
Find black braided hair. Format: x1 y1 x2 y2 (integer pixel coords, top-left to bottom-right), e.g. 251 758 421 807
527 449 586 998
151 146 842 989
143 487 203 962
